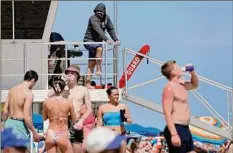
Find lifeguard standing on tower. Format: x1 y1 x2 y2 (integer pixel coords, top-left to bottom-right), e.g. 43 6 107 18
83 3 120 89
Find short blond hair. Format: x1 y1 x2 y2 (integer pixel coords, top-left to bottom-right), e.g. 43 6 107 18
161 60 176 79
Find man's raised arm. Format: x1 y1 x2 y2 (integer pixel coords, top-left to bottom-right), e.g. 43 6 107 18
184 71 199 90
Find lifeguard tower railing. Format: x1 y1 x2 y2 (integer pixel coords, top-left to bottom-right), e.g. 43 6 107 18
121 47 233 140
1 41 121 101
1 41 120 152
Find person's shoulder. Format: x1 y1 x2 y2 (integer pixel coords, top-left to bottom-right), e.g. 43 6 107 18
163 82 174 92
23 89 34 101
105 14 111 19
76 85 88 91
25 88 33 96
89 14 98 21
119 103 127 108
9 84 21 92
77 85 86 89
79 85 90 94
64 97 72 103
99 103 107 110
43 98 50 105
8 87 14 94
11 84 19 90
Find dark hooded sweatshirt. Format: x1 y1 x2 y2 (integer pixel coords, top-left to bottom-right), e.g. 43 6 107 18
83 3 118 42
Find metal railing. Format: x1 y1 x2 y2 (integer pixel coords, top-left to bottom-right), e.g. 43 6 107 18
122 47 233 139
1 41 120 90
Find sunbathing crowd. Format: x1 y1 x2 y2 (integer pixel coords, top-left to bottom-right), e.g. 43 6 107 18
126 135 233 153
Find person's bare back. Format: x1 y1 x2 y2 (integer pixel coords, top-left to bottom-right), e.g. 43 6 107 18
168 82 191 125
43 76 76 153
43 96 75 130
7 84 29 119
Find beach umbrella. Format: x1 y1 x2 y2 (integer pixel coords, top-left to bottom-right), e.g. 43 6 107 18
128 131 144 137
145 127 161 136
125 124 161 137
189 116 228 145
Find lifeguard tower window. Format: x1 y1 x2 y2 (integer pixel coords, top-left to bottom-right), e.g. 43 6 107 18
1 1 51 39
1 1 12 39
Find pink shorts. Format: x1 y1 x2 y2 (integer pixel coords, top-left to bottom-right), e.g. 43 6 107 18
83 114 95 125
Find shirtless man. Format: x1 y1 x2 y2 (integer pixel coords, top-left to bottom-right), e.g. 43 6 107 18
43 76 76 153
48 65 94 153
2 70 43 151
161 60 198 153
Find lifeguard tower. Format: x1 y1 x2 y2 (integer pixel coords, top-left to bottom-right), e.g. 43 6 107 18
1 1 232 151
1 1 121 114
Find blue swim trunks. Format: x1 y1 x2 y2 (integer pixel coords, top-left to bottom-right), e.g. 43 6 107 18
84 43 103 59
4 118 30 149
164 124 194 153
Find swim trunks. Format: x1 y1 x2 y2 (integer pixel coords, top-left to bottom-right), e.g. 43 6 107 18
164 124 194 153
68 120 84 143
4 117 30 149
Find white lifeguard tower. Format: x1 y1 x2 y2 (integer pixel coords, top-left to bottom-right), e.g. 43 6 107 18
1 1 232 150
1 1 122 114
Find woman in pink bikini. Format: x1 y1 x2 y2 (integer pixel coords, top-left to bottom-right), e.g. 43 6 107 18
42 76 76 153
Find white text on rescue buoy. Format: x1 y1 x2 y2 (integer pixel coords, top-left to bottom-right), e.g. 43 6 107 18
127 56 141 75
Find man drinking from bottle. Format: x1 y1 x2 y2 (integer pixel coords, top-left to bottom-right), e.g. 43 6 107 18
161 60 199 153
